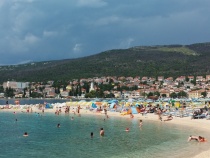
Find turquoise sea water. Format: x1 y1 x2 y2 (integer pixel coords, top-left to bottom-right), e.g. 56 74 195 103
0 112 209 158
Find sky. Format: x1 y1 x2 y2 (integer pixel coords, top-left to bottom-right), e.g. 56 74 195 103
0 0 210 65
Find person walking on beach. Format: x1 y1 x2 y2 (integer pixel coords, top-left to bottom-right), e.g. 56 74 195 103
104 108 107 116
130 113 134 118
77 105 81 114
157 108 162 121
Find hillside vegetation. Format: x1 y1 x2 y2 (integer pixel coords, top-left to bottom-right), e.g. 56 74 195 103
0 42 210 82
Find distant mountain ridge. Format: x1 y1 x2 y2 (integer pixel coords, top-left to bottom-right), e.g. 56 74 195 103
0 42 210 83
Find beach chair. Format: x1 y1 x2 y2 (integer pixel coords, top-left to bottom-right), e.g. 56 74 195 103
162 111 169 116
194 112 207 119
109 108 116 112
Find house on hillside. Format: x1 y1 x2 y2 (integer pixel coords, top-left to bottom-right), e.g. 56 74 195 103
130 90 140 98
159 89 170 97
113 91 121 98
188 90 202 98
158 76 164 82
44 87 56 98
141 77 148 82
175 76 186 82
206 75 210 81
3 81 29 90
60 91 69 98
188 76 194 81
196 76 205 83
165 77 173 83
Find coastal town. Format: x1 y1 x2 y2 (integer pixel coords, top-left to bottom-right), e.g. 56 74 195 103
1 75 210 99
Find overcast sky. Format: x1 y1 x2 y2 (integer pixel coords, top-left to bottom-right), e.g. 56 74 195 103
0 0 210 65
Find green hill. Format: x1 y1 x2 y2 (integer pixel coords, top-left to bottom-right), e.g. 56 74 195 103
0 42 210 82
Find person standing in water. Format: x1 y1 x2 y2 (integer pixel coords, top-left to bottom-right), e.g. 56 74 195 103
100 128 104 136
139 120 143 127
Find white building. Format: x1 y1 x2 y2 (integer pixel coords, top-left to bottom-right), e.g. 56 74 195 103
89 82 94 92
3 81 29 90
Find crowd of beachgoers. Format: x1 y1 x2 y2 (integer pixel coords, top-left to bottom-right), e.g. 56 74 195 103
1 100 210 158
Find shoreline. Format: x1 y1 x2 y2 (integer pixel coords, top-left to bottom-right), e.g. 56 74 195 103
1 106 210 158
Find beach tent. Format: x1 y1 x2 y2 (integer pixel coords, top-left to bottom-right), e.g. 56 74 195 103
108 100 118 104
109 102 116 109
95 102 102 106
91 103 97 109
131 107 138 114
175 102 181 108
45 103 53 109
127 98 135 103
145 99 154 103
135 103 140 107
169 99 175 106
126 107 139 114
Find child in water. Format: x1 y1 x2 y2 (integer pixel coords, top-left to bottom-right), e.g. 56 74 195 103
139 120 143 127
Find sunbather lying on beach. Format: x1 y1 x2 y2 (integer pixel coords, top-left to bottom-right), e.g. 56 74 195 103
164 114 173 121
188 135 207 142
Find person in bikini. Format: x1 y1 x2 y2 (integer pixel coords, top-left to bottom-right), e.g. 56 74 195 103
188 135 207 142
164 114 173 121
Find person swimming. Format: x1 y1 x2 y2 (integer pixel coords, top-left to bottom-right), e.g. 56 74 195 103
57 123 60 128
91 132 93 138
23 132 28 137
188 135 207 142
125 128 129 132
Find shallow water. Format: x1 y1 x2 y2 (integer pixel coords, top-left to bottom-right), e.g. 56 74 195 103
0 112 209 158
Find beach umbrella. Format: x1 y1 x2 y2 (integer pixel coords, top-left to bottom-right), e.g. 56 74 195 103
127 98 135 103
108 100 118 104
191 102 203 107
95 102 102 106
171 99 175 107
145 99 153 103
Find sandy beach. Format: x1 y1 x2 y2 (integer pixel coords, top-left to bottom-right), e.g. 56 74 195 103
1 105 210 158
